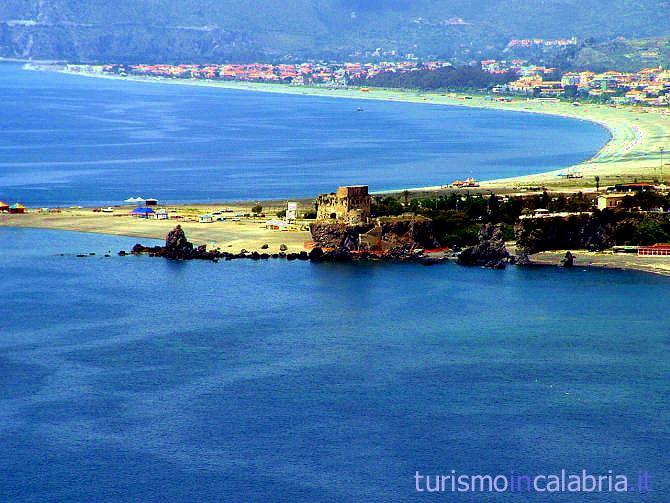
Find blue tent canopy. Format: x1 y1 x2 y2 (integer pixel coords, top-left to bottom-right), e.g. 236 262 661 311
130 207 155 216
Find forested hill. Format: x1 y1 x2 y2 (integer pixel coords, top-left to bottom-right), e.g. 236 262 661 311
1 0 669 63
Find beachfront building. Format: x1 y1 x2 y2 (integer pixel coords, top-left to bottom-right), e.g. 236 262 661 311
9 203 25 214
638 244 670 256
316 185 371 224
286 202 299 222
597 194 629 210
0 201 9 212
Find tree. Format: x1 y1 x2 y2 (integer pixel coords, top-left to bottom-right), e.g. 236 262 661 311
251 204 263 214
595 175 600 192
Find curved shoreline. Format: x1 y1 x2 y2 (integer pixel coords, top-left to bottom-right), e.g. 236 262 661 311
36 64 670 193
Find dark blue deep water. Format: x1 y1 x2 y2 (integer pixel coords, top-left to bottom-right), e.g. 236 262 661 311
0 63 610 206
0 228 668 502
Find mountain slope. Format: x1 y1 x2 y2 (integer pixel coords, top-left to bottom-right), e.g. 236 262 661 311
1 0 669 62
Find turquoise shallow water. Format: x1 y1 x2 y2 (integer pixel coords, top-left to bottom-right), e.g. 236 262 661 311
0 63 610 206
0 227 667 501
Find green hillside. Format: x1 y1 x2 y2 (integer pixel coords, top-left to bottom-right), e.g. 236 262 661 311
1 0 669 62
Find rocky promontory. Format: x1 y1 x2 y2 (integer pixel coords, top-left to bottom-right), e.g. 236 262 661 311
457 223 510 268
309 215 439 260
128 218 444 264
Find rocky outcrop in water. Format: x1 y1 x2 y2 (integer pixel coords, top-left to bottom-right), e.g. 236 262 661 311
560 251 575 267
130 225 217 260
457 223 509 268
126 222 444 265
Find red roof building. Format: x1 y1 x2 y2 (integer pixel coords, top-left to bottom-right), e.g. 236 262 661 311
638 244 670 256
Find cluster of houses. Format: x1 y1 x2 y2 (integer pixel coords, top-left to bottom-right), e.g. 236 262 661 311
481 59 559 78
506 37 578 50
77 61 454 87
496 66 670 106
0 201 26 214
68 59 670 107
449 178 481 188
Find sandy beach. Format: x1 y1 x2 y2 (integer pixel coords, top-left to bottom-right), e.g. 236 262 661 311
0 204 312 254
43 65 670 192
528 249 670 276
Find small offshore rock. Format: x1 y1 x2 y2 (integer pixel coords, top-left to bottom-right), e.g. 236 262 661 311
308 247 324 261
560 251 575 268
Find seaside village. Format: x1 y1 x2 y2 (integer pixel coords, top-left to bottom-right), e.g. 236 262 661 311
65 54 670 108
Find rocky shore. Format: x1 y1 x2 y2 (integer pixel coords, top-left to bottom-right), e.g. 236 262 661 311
99 214 670 278
126 224 445 264
457 224 511 269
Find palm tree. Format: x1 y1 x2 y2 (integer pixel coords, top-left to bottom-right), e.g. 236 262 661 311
595 175 600 192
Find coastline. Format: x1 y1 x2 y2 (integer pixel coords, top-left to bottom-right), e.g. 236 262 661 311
5 64 670 278
4 208 670 277
38 64 670 192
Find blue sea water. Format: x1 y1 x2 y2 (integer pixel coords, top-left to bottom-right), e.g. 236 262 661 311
0 227 668 502
0 63 610 207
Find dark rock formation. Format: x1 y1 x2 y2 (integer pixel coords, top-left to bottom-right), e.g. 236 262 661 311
560 251 575 268
515 250 533 266
309 215 439 260
131 225 219 261
515 214 610 256
513 211 670 256
308 247 325 261
129 223 444 265
458 224 509 268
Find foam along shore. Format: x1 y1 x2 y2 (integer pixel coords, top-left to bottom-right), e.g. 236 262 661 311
38 64 670 191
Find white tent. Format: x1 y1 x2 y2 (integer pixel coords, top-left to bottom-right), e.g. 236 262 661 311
124 197 145 205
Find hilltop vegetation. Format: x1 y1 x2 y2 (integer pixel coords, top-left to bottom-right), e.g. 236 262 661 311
350 65 516 90
1 0 670 63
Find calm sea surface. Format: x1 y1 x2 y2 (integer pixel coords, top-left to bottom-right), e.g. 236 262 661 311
1 63 666 501
0 63 610 206
0 227 668 501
